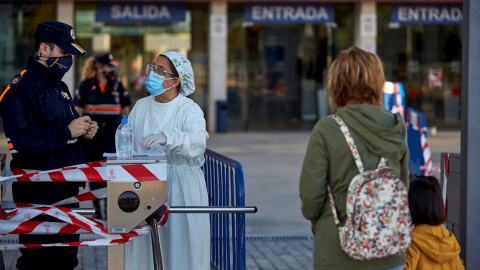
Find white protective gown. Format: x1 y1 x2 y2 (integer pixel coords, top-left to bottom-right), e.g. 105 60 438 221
125 94 210 270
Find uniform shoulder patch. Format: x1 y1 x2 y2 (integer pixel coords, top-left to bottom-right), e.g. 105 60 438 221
0 70 27 103
10 74 22 87
9 70 27 87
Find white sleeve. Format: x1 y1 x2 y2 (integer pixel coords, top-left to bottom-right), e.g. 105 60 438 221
162 103 209 158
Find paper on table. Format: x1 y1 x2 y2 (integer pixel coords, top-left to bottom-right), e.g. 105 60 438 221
103 151 165 157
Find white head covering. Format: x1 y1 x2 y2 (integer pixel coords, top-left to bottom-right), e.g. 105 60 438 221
161 51 195 96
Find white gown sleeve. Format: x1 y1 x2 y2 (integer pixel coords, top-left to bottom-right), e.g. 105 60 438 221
162 103 209 158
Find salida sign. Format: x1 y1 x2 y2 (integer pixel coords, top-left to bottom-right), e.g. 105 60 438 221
96 2 186 23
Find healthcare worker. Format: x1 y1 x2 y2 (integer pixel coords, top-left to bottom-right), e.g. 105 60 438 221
75 52 131 219
125 51 210 270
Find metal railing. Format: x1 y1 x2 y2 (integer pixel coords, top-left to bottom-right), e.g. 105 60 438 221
203 148 246 270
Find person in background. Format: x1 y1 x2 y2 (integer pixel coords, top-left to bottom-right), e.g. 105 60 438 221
404 176 464 270
125 51 210 269
299 46 409 270
75 52 131 219
0 21 98 270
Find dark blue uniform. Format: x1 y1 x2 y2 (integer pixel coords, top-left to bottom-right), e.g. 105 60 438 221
0 56 84 269
75 75 130 219
75 76 131 161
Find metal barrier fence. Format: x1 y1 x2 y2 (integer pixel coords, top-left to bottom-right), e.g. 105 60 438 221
203 148 246 270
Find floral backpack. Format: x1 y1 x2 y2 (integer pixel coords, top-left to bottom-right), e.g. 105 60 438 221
327 115 412 260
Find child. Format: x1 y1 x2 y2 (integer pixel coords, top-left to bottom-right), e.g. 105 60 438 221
404 175 464 270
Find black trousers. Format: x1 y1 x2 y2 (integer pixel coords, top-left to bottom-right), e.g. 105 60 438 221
17 228 79 270
13 183 81 270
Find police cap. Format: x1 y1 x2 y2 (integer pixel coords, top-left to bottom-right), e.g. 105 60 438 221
34 21 86 55
94 53 120 67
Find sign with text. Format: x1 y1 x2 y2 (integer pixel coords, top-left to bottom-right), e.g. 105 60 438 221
96 2 186 23
210 15 227 38
360 14 376 37
245 3 334 24
391 3 462 25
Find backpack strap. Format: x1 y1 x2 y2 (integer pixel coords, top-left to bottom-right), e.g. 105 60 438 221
329 115 364 173
327 185 342 228
378 157 387 167
327 114 365 228
326 115 389 229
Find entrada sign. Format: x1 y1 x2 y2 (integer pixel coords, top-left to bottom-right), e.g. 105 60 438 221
96 2 186 23
392 3 462 25
245 3 334 24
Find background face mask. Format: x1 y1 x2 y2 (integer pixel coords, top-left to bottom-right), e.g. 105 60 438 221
102 70 115 78
145 72 174 96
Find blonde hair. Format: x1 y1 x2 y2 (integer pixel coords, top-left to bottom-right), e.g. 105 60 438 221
326 46 384 111
80 57 105 81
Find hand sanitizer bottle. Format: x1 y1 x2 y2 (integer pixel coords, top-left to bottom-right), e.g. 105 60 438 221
115 115 133 159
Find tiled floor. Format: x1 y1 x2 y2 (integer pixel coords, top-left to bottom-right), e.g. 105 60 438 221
1 236 314 270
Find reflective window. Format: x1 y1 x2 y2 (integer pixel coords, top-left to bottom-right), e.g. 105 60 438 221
377 4 462 128
74 2 208 109
227 3 354 130
0 2 56 89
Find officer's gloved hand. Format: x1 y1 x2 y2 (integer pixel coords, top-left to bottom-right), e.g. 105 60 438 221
141 133 167 148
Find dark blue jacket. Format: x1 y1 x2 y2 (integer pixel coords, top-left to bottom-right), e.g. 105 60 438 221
75 76 131 128
0 56 84 170
0 56 84 203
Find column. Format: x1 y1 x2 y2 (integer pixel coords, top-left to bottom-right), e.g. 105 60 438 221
57 0 75 95
354 2 377 54
460 0 480 268
208 1 227 132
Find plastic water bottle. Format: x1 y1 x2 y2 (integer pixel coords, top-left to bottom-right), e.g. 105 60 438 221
115 115 133 159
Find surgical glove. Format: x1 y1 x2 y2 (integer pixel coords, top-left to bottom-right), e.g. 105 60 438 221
141 134 167 148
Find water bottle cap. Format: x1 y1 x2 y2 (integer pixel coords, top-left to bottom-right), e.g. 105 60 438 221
121 115 128 124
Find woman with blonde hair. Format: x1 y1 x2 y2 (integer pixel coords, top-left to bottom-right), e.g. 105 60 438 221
300 46 410 270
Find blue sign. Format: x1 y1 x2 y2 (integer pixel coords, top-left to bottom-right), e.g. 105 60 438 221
406 108 431 176
96 2 186 23
383 82 406 122
392 3 462 25
245 3 334 24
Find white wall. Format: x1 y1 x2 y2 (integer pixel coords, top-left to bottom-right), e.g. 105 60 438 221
57 0 76 95
208 1 228 132
354 2 377 54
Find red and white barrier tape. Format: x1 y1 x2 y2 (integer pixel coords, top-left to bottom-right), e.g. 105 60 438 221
53 188 107 206
0 160 167 249
0 205 155 250
0 162 166 183
5 160 107 177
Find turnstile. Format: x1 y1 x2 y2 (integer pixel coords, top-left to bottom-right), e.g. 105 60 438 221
0 154 256 270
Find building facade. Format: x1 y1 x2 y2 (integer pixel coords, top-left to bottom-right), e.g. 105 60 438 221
0 0 462 132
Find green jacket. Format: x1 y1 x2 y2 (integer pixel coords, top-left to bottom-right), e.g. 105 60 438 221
300 104 410 270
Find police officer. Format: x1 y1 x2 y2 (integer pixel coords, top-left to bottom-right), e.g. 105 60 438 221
75 52 131 218
0 21 98 270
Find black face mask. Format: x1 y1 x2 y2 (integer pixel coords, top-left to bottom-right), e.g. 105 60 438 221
102 70 115 78
35 54 73 78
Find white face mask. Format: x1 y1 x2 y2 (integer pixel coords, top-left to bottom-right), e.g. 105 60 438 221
145 72 175 96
